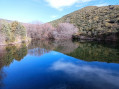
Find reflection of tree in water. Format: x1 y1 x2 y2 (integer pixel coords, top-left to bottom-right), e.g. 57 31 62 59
28 40 79 56
13 44 27 61
28 48 50 56
67 42 119 63
0 44 28 88
28 40 53 56
0 44 28 69
0 46 15 69
28 40 54 50
53 40 79 54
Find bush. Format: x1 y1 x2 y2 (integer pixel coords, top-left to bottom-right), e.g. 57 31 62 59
53 23 78 39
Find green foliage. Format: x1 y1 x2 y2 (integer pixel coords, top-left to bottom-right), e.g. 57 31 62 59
0 20 27 44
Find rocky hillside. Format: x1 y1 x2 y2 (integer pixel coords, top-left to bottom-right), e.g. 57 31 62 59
50 5 119 41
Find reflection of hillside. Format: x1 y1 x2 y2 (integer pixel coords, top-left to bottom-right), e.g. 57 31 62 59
67 42 119 63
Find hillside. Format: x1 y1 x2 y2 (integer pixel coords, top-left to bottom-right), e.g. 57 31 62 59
50 5 119 41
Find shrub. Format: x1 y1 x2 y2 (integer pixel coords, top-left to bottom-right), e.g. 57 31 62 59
53 23 78 39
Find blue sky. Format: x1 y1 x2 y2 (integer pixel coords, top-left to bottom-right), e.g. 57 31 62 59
0 0 118 23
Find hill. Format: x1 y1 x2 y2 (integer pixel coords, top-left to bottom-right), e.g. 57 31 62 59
50 5 119 41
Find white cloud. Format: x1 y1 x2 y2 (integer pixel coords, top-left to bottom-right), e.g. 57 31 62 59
45 0 93 10
50 60 119 87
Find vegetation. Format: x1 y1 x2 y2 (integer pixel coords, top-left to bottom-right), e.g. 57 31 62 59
53 23 78 39
26 23 55 39
0 20 27 45
26 23 78 40
50 5 119 41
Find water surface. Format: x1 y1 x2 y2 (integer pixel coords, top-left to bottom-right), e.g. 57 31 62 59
0 40 119 89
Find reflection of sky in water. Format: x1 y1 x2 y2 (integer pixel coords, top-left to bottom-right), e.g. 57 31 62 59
50 58 119 89
0 51 119 89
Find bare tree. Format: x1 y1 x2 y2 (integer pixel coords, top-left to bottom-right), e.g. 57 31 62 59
39 23 55 39
53 23 78 39
24 23 78 40
26 23 55 39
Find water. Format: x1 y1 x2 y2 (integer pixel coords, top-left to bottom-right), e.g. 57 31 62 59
0 40 119 89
